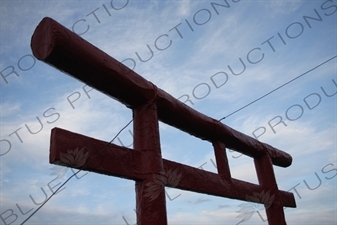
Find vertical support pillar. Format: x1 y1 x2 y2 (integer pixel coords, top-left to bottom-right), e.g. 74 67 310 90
133 103 167 225
254 153 286 225
212 142 231 179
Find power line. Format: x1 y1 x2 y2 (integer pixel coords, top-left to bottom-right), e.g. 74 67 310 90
20 55 336 223
218 55 337 121
20 105 141 225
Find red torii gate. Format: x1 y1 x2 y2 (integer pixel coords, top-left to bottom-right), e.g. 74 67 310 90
31 17 296 225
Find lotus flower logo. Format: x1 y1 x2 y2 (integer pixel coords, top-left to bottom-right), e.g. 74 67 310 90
50 147 89 179
59 147 89 167
144 169 182 202
236 189 275 224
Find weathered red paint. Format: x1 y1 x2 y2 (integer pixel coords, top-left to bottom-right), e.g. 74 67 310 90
32 17 296 225
31 17 292 168
50 127 296 208
133 103 167 224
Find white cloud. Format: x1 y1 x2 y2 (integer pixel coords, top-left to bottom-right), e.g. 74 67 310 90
0 102 21 118
264 0 303 16
1 1 336 224
178 0 192 17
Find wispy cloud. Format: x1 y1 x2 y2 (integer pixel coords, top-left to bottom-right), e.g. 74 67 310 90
1 1 336 224
0 102 21 118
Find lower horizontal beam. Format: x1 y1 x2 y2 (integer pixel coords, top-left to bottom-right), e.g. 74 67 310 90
50 127 296 208
50 127 141 180
163 160 296 208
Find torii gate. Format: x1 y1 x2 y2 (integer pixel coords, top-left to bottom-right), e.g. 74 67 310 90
31 17 296 225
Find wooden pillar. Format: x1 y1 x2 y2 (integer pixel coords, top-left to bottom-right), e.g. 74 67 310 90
133 103 167 225
254 154 286 225
212 142 231 179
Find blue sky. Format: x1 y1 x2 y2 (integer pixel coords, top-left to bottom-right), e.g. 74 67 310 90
0 0 336 224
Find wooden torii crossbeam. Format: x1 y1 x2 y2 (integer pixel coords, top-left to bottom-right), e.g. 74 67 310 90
31 17 296 225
